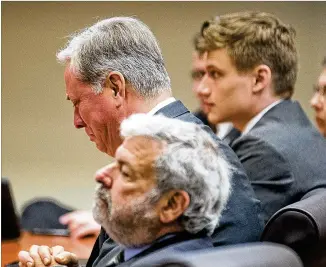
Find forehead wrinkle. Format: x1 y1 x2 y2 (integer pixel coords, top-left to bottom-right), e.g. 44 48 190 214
122 136 163 179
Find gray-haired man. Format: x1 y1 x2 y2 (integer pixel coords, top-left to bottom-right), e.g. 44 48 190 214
19 16 263 267
19 114 231 266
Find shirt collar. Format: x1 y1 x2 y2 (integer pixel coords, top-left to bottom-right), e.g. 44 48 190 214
216 122 234 139
124 245 151 262
147 97 176 115
242 99 283 136
124 234 176 261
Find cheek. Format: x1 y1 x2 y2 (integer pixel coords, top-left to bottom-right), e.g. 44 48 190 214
210 80 233 103
322 103 326 117
110 183 130 206
192 81 200 93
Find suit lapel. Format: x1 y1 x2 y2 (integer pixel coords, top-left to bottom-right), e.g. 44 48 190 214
223 127 241 146
86 228 110 267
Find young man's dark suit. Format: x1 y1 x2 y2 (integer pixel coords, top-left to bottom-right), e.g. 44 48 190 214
229 100 326 223
86 100 264 267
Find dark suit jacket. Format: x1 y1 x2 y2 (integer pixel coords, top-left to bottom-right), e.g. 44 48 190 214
86 100 264 267
91 232 213 267
230 100 326 222
193 109 241 145
193 109 216 133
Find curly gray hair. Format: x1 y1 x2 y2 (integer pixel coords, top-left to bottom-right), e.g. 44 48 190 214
57 17 171 98
120 114 231 235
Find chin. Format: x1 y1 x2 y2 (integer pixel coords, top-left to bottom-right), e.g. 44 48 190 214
95 143 109 154
207 112 220 125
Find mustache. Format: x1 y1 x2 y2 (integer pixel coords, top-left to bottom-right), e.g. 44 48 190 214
94 184 112 210
95 183 110 198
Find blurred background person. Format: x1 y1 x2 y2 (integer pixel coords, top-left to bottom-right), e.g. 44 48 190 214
191 33 239 144
310 56 326 137
59 210 100 239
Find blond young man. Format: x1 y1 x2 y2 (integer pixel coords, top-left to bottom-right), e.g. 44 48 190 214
195 11 326 222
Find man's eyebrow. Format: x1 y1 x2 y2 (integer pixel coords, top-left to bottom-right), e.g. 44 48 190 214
206 63 216 69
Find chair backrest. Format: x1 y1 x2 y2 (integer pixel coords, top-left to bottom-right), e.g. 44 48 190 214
21 197 73 230
1 177 21 240
134 243 303 267
261 189 326 267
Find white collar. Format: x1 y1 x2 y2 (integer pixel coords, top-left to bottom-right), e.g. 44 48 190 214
147 97 176 115
242 99 283 135
216 122 234 139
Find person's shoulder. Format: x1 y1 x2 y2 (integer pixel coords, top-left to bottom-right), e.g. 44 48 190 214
129 236 212 267
232 134 291 169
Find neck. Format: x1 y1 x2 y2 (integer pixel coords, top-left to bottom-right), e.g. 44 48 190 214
127 89 172 115
233 96 282 132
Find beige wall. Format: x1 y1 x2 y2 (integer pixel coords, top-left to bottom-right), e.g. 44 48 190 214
2 1 326 212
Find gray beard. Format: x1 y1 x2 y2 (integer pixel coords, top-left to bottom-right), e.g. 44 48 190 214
92 184 162 247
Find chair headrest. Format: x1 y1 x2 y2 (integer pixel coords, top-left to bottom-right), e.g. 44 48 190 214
134 243 303 267
261 189 326 253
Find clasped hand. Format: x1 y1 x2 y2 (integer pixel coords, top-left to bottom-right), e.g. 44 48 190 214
18 245 78 267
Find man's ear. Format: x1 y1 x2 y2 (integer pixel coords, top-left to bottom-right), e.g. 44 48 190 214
159 190 190 224
252 64 272 94
103 71 126 103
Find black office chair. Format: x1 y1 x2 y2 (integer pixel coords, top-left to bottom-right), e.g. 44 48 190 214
261 189 326 267
21 197 73 230
134 243 303 267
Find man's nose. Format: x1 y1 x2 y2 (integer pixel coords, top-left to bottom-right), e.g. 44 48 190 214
74 108 86 129
95 163 116 188
197 75 211 97
310 93 321 110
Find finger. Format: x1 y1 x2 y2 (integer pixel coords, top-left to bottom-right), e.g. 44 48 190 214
51 246 65 257
37 246 52 266
68 221 79 232
59 212 74 224
71 224 100 239
29 245 43 267
55 252 78 267
19 261 30 267
18 251 34 267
